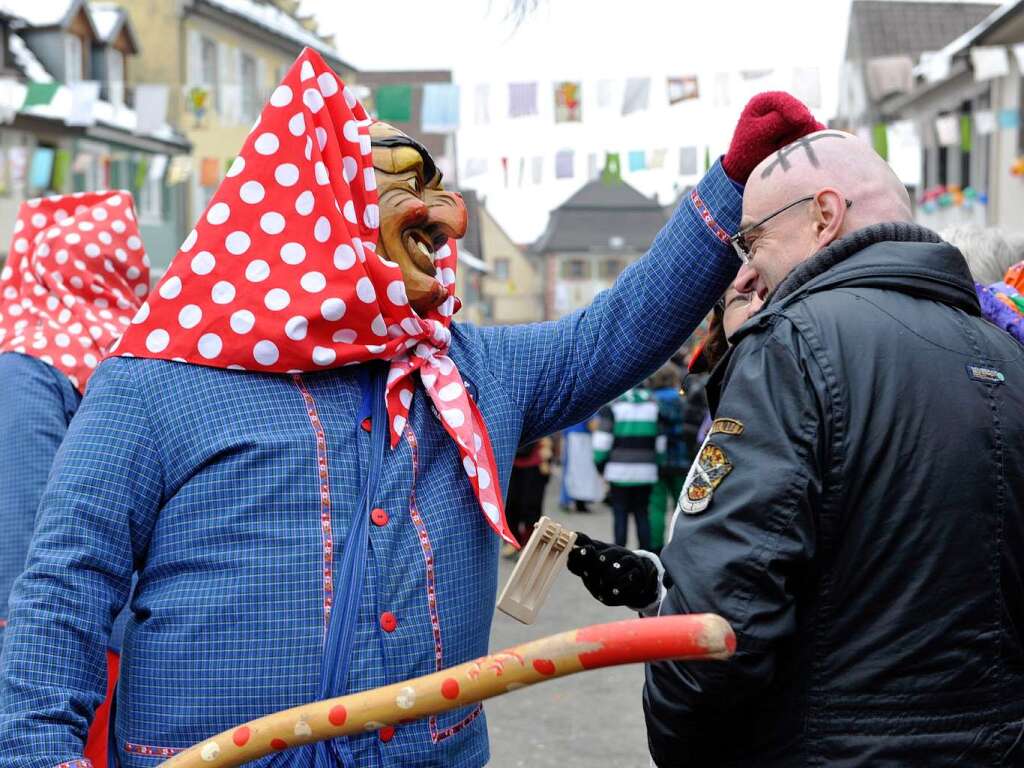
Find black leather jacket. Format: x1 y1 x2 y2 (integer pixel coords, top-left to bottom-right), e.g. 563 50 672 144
646 223 1024 766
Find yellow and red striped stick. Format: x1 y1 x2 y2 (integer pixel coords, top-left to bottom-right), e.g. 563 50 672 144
161 614 734 767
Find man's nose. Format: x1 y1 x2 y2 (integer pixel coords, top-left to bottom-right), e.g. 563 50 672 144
732 263 758 294
424 190 468 240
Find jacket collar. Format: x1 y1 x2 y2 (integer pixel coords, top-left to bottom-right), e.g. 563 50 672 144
708 222 979 412
733 222 979 344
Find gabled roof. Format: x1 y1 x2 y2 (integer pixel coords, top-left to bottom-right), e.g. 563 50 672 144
931 0 1024 58
556 177 661 210
197 0 352 71
88 3 137 51
532 179 667 254
9 32 51 80
663 185 694 219
844 0 998 61
1 0 99 37
7 30 190 150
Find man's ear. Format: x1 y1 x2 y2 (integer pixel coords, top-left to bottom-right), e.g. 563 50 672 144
812 188 846 247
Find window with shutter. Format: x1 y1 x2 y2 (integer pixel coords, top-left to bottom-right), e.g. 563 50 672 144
140 164 163 223
216 42 239 123
241 53 258 123
201 37 218 90
599 259 624 279
561 259 590 279
186 29 201 87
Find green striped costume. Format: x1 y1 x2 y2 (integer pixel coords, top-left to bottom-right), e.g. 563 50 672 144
593 388 665 486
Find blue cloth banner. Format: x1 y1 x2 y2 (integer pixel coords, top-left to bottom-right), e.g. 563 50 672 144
998 108 1020 130
421 83 460 133
28 147 55 191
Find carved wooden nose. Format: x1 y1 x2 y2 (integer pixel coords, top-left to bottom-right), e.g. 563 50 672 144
423 191 468 240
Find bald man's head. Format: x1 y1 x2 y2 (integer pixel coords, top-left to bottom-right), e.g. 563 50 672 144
732 130 913 300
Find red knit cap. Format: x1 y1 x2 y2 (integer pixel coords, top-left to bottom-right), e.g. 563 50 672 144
722 91 825 183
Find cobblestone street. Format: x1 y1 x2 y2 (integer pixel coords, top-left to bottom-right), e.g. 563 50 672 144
486 471 655 767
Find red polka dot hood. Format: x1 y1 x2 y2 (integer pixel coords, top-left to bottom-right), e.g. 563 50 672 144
112 48 515 546
0 190 150 392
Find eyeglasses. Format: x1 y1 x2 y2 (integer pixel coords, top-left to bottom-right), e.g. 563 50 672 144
730 195 853 264
714 290 755 314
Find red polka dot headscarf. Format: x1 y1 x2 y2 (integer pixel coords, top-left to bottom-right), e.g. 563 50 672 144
0 190 150 392
113 48 515 546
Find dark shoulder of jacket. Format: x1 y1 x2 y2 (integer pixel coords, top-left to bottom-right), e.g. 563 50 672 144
708 304 829 414
705 306 781 411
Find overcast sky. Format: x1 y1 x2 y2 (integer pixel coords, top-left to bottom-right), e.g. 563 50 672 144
307 0 855 73
303 0 998 242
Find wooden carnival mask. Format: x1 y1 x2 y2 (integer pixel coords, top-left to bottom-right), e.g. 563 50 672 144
370 122 467 316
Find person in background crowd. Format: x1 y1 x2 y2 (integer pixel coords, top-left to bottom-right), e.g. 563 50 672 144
941 224 1019 284
646 364 686 553
687 285 766 444
504 437 553 554
688 284 765 376
593 385 664 550
0 191 150 768
1006 232 1024 263
559 418 604 513
568 282 763 610
943 225 1024 347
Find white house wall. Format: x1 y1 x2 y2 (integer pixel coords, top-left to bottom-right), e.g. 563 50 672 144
548 251 642 318
991 65 1024 235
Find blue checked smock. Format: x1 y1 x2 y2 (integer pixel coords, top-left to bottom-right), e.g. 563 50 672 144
0 353 81 641
0 161 741 768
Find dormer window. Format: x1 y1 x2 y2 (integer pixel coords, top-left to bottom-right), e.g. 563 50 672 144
64 33 83 83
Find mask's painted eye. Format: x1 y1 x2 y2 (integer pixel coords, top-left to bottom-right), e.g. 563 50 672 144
408 178 418 193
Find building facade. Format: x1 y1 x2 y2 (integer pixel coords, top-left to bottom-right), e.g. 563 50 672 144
834 0 1000 231
0 0 191 268
531 178 666 320
836 0 997 137
886 1 1024 233
451 188 543 326
479 203 542 325
117 0 353 237
355 69 456 186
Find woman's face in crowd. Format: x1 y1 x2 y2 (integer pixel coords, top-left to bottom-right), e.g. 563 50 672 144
722 286 763 338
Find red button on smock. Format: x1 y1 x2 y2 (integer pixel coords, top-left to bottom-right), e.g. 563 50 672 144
380 612 398 632
371 508 389 527
379 726 395 743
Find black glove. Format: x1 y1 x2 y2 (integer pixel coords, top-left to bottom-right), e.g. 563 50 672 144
567 532 662 610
